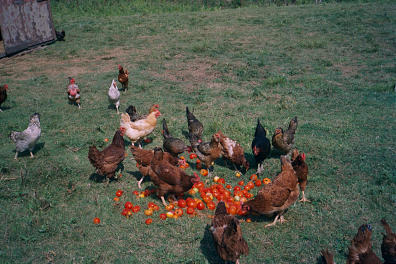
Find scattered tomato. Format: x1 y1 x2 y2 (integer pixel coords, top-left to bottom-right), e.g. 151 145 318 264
178 199 187 208
113 197 120 202
200 169 208 176
104 138 109 142
238 180 244 186
250 174 258 180
153 205 160 211
226 184 232 189
144 138 152 143
189 153 197 159
196 159 201 163
132 205 141 213
145 218 153 225
148 202 157 209
235 172 241 178
187 199 197 209
174 208 183 216
186 207 195 215
197 202 205 210
180 156 185 160
124 201 133 209
218 178 225 185
207 201 216 210
159 213 167 220
115 189 123 197
133 190 139 195
127 210 133 217
263 178 271 184
121 209 129 216
229 206 237 215
144 209 153 216
93 217 101 224
234 186 241 192
213 176 219 183
166 211 174 218
246 218 252 223
255 179 262 187
165 204 175 211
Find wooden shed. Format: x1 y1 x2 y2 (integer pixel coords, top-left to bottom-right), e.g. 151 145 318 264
0 0 56 58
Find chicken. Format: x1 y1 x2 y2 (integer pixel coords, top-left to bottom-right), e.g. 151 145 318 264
272 116 298 155
10 113 41 160
0 84 8 112
321 249 335 264
291 149 309 202
56 30 65 41
118 65 129 91
192 132 222 176
242 156 299 228
186 106 204 148
120 109 161 147
149 147 201 206
381 219 396 264
347 224 382 264
251 118 271 175
67 78 81 108
218 130 249 174
108 79 120 114
130 145 179 189
125 104 159 122
210 201 249 264
162 119 188 157
88 128 126 184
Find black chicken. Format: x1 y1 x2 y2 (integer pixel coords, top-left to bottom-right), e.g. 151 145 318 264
251 118 271 174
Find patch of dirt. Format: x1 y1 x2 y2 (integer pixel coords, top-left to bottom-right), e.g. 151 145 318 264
335 64 359 77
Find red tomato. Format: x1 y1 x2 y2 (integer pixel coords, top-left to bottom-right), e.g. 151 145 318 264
178 199 187 208
226 184 232 189
93 217 101 224
132 190 139 195
255 179 262 187
124 201 133 209
207 201 216 210
174 208 184 216
145 218 153 225
234 186 241 192
246 181 255 189
189 153 197 159
186 207 195 215
165 204 174 211
144 209 153 216
159 213 167 220
132 205 140 213
121 209 129 216
250 174 258 180
197 202 205 210
238 180 244 186
229 206 237 215
245 192 253 199
144 138 152 143
148 202 157 209
187 200 197 209
115 190 123 197
218 178 226 185
196 182 205 189
153 205 160 211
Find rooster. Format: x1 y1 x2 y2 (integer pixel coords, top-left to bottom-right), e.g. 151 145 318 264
210 201 249 264
272 116 298 155
381 219 396 264
162 119 189 157
149 147 201 206
125 104 159 122
120 109 161 147
130 145 179 189
251 118 271 175
0 84 8 112
118 65 129 91
242 156 299 228
291 149 310 202
67 78 81 108
347 224 382 264
218 130 249 174
88 128 126 184
108 79 120 114
10 113 41 160
186 106 204 148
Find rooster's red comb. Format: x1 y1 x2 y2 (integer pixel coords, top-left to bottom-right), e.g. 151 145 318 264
3 84 8 89
70 78 75 84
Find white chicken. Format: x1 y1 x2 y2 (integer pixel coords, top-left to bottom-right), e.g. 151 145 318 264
10 113 41 160
108 79 120 114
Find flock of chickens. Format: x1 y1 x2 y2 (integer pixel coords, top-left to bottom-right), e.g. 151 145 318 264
1 64 395 264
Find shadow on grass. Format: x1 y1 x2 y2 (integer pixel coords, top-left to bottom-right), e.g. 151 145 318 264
200 225 224 264
0 106 11 111
89 163 124 183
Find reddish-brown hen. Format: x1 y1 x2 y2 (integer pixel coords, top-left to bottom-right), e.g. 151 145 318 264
291 149 309 203
347 224 382 264
321 249 335 264
242 156 299 228
218 130 249 173
0 84 8 112
118 65 129 91
149 147 200 206
210 201 249 264
88 128 125 184
381 219 396 264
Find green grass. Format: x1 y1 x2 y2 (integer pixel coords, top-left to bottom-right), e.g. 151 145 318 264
0 1 395 263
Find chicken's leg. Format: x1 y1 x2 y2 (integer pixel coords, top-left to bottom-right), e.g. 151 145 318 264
30 152 34 158
137 176 144 189
14 152 18 160
161 196 167 207
264 214 280 228
299 191 310 203
256 163 263 175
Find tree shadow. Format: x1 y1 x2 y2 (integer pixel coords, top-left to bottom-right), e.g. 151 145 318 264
200 225 224 264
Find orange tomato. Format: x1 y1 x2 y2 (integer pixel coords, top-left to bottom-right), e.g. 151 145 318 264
196 159 201 163
200 169 208 176
93 217 101 224
104 138 109 142
145 218 153 225
263 178 271 184
165 204 175 211
228 206 237 215
180 156 185 160
235 172 241 178
144 209 153 216
250 174 258 180
174 208 183 217
113 197 120 202
246 218 252 223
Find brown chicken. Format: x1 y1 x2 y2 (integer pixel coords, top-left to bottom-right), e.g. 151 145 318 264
149 147 200 206
186 106 204 147
272 116 298 154
0 84 8 112
162 119 188 157
125 104 159 122
192 132 222 176
218 130 249 173
321 249 335 264
381 219 396 264
130 145 179 189
210 201 249 264
118 65 129 91
88 128 126 184
242 156 299 228
347 224 382 264
291 149 309 202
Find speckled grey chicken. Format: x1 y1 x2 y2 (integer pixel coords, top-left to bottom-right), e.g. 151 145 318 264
10 113 41 160
186 106 203 148
272 116 298 155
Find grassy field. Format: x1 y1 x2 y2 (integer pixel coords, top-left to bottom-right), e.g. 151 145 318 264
0 1 395 263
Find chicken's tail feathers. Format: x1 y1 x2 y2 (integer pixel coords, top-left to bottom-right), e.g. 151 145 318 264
214 201 227 216
9 131 19 143
162 119 171 139
321 249 335 264
88 146 102 167
255 118 266 137
381 218 393 236
288 116 298 131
